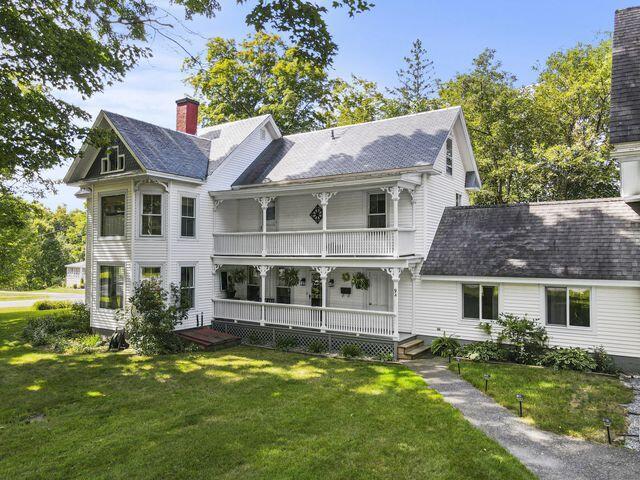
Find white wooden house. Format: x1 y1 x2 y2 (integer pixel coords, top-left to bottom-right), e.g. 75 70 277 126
64 8 640 368
65 261 85 289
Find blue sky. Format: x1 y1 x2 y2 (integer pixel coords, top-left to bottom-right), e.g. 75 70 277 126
44 0 638 210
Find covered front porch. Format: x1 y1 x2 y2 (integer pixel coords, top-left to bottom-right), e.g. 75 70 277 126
212 262 421 340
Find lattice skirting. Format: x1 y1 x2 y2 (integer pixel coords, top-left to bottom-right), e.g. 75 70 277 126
211 320 396 360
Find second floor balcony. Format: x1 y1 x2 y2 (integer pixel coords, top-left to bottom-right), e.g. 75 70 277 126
211 179 419 259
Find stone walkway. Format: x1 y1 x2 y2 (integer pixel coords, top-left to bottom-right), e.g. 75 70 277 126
404 357 640 480
624 376 640 451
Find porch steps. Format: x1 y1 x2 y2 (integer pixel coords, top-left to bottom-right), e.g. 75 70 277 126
176 327 241 351
397 338 430 360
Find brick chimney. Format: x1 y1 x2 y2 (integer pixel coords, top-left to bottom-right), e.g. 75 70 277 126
175 97 199 135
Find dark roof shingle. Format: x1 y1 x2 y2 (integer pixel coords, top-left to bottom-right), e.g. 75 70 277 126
234 107 460 186
105 111 211 179
421 198 640 281
611 7 640 144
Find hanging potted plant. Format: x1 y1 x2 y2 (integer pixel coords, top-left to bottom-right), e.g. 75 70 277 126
341 272 351 282
278 268 300 287
351 272 370 290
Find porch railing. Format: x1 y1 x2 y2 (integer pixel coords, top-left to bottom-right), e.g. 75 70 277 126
213 228 414 258
212 298 396 338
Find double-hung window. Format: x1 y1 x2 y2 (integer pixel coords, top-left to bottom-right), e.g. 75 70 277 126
368 193 386 228
100 146 125 174
181 197 196 237
546 287 590 327
446 138 453 175
180 266 195 309
141 194 162 236
462 284 499 320
99 265 124 309
101 194 125 237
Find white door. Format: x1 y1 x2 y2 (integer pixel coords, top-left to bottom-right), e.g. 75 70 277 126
366 270 390 311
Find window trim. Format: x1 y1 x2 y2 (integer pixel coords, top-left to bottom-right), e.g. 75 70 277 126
99 191 127 239
180 264 196 311
140 193 163 237
455 193 462 206
367 191 387 229
461 283 500 321
100 145 126 174
445 137 453 176
97 263 125 311
178 193 198 240
544 286 593 329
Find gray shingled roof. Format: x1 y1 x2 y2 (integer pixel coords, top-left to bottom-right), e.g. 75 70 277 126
611 7 640 145
233 107 461 186
421 198 640 281
105 111 211 179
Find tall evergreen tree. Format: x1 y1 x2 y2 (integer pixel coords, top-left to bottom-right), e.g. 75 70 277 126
387 39 437 115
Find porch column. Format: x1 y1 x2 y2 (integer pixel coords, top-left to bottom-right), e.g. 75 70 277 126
211 263 222 325
382 186 402 258
312 192 336 258
313 266 335 332
255 197 274 257
256 265 271 326
212 199 223 256
410 264 421 335
382 267 402 340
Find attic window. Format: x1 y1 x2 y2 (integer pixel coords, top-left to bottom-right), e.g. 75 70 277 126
445 138 453 175
100 146 125 174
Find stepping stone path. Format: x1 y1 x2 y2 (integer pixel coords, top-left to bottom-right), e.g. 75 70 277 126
623 375 640 451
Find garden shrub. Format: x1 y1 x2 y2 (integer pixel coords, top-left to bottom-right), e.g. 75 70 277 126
459 341 509 362
22 303 91 346
430 332 460 358
494 313 548 364
377 352 394 362
307 340 325 353
50 334 102 354
540 347 597 372
125 280 190 355
592 345 618 374
341 344 362 358
275 337 297 351
34 300 73 310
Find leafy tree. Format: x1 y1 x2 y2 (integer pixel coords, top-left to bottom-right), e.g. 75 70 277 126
387 39 437 115
0 194 33 287
1 0 371 194
530 39 617 200
322 75 387 127
185 32 331 134
439 49 537 204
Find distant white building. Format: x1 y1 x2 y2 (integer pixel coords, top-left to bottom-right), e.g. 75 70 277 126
65 261 85 289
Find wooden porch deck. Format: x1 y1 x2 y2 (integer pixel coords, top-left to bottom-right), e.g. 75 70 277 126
176 327 241 351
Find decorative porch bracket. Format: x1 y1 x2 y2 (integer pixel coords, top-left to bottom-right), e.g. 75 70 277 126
254 197 275 256
255 265 272 326
381 267 403 340
312 192 337 257
312 266 335 331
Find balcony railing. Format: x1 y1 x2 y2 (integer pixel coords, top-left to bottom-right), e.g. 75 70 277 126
213 228 414 258
213 298 396 338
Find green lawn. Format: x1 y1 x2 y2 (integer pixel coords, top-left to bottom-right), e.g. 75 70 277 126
0 307 534 480
449 361 634 444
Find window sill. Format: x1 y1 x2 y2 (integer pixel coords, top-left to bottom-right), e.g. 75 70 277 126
545 324 593 332
98 236 126 241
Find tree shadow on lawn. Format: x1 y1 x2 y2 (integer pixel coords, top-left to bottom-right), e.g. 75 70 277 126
0 341 535 480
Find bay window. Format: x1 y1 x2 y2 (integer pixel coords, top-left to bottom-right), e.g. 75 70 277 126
101 194 125 237
99 265 124 309
463 284 499 320
546 287 590 327
141 194 162 236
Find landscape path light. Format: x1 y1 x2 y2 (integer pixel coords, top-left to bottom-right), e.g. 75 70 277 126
483 373 491 393
516 393 524 417
455 356 461 375
603 418 612 445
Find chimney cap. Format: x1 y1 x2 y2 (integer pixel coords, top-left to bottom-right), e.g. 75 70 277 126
176 97 199 106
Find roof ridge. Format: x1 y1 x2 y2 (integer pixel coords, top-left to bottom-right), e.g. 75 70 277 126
449 197 624 211
282 106 462 139
102 110 211 143
198 114 271 135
